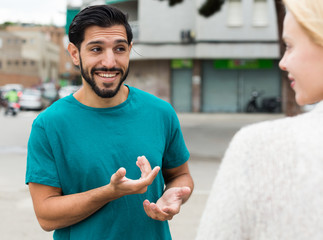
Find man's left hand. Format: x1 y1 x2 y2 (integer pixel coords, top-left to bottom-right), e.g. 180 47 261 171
143 187 191 221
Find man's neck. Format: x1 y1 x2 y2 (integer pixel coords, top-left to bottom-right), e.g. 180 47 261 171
73 85 129 108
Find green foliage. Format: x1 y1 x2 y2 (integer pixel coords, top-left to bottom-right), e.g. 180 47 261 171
199 0 225 17
161 0 224 17
169 0 183 6
0 21 14 29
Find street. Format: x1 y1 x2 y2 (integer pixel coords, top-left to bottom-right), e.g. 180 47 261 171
0 109 283 240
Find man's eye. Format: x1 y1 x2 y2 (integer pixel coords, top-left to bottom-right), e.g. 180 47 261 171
116 47 126 52
91 47 101 52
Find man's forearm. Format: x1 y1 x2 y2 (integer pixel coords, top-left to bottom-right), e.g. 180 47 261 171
30 183 118 231
164 172 194 203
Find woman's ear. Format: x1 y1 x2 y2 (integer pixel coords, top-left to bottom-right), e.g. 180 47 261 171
67 43 80 66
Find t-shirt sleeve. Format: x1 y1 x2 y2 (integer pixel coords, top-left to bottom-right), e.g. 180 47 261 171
162 108 190 169
25 121 61 188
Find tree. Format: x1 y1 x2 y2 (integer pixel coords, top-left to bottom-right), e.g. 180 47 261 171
160 0 225 17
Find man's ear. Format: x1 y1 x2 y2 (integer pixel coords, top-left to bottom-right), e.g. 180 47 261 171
67 43 80 66
129 42 133 52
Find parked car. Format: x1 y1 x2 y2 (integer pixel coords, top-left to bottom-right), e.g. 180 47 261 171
58 85 80 99
40 83 58 103
19 88 49 111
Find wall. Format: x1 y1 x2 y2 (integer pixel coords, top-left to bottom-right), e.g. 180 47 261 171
126 60 171 102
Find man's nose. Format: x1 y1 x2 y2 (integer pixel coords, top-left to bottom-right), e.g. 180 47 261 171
101 50 116 68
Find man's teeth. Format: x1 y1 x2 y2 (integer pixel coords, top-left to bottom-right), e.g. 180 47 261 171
98 73 116 78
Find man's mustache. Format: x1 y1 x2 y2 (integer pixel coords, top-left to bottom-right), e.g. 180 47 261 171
91 67 124 75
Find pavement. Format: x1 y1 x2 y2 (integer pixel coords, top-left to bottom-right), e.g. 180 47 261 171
0 110 284 240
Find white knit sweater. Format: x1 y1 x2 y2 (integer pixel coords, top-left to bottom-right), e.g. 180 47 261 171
196 102 323 240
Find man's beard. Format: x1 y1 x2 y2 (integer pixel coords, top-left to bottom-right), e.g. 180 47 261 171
79 56 129 98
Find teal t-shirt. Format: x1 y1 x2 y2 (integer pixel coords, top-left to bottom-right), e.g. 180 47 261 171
26 85 190 240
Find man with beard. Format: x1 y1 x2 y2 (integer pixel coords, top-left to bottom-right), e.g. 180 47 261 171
25 5 193 240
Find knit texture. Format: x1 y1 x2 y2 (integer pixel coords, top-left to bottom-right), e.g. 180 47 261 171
196 102 323 240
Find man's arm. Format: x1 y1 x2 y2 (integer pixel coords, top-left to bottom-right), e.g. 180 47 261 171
143 161 194 221
29 156 159 231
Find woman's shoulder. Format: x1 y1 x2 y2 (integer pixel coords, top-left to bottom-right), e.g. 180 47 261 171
230 111 317 149
240 111 314 137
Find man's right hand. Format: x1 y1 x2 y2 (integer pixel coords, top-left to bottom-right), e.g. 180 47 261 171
29 156 159 231
109 156 160 197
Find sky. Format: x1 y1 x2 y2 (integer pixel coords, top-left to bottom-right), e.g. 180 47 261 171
0 0 82 27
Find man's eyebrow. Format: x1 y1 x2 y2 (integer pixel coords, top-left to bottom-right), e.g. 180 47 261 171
86 40 104 46
115 39 129 45
86 39 129 46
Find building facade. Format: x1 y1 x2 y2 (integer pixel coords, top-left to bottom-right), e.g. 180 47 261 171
0 31 40 87
6 25 80 87
80 0 281 113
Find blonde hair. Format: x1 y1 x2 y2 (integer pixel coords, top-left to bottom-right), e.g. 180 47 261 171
283 0 323 47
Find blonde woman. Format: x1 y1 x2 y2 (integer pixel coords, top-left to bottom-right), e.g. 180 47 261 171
196 0 323 239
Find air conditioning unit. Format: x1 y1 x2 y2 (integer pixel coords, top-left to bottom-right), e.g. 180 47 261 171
180 30 195 43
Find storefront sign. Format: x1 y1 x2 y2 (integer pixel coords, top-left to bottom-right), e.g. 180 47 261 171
214 59 273 69
171 59 193 69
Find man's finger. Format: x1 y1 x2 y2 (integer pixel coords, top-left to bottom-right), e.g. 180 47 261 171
143 166 160 185
162 206 179 216
136 156 152 178
143 200 154 218
111 167 126 183
176 186 192 199
147 202 170 221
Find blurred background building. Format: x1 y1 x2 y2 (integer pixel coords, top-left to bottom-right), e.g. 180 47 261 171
74 0 281 113
1 0 286 113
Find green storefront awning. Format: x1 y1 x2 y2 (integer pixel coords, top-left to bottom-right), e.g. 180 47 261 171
214 59 274 69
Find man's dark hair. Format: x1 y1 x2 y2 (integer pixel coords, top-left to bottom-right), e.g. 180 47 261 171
68 5 133 50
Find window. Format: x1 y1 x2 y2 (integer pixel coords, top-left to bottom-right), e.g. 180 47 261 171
253 0 268 27
227 0 243 27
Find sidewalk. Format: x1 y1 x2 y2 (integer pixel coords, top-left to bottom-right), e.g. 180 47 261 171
179 113 284 159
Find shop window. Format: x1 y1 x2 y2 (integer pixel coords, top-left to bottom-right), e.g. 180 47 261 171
253 0 268 27
227 0 243 27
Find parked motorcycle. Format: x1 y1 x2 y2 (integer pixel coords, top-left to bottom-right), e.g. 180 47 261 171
246 90 260 113
246 90 281 113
